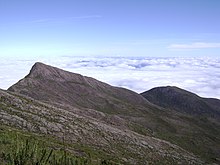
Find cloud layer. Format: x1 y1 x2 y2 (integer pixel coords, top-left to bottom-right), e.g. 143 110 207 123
1 56 220 99
168 42 220 50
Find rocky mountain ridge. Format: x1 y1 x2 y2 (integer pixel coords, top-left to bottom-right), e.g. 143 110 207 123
9 62 151 114
1 62 220 164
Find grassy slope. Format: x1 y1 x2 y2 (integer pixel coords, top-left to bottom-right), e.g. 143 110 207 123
0 125 119 165
154 115 220 163
141 87 220 163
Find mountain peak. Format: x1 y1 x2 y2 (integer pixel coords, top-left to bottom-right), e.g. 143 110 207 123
146 86 196 96
8 62 149 111
27 62 57 78
30 62 50 71
26 62 77 81
141 86 220 117
32 62 47 69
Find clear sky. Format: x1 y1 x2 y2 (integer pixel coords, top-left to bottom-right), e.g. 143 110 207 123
1 0 220 58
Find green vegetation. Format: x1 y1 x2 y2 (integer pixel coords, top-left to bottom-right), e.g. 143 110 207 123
155 116 220 164
0 126 119 165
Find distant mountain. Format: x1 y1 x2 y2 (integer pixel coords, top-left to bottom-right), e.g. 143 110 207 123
141 86 220 119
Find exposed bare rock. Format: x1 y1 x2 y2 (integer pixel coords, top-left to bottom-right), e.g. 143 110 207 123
0 89 203 164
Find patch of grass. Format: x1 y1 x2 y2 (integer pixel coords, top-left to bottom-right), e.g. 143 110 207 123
129 122 152 136
0 125 120 165
146 113 220 164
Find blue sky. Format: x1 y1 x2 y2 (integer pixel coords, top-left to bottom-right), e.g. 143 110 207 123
1 0 220 58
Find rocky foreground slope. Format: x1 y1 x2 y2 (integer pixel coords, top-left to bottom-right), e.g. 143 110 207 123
1 62 220 164
0 88 201 164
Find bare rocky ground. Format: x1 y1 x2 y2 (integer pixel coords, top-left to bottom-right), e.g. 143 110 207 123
0 89 203 164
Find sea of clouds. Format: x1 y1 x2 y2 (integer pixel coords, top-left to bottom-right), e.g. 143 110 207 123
1 56 220 99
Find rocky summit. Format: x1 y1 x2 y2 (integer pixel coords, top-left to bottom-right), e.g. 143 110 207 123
1 62 220 164
8 62 151 113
